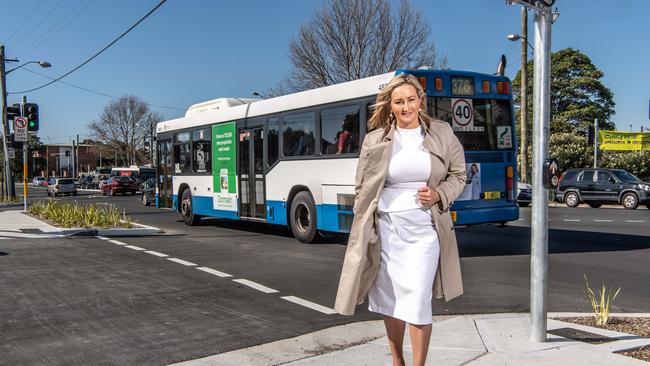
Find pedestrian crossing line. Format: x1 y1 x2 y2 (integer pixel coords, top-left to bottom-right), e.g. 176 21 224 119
233 279 279 294
124 245 147 251
167 257 197 266
197 266 232 278
144 250 169 258
108 239 127 246
281 296 336 315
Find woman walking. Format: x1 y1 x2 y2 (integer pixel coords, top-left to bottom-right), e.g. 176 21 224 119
334 73 466 366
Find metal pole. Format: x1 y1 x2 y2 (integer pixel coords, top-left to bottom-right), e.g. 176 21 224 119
530 4 552 342
520 7 529 183
593 118 598 168
76 134 80 177
1 45 16 198
22 95 27 210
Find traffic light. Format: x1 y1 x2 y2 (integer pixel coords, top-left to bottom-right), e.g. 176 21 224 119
6 103 21 119
24 103 39 131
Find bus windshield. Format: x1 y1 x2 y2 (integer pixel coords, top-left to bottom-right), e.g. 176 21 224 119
428 98 512 151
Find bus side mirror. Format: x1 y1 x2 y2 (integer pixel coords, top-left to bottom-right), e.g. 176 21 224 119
543 158 560 189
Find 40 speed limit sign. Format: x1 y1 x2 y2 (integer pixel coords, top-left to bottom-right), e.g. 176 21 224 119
451 98 474 130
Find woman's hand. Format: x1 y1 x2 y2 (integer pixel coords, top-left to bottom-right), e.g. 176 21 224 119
418 187 440 208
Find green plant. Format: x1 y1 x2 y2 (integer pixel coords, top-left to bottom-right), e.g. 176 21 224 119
584 274 621 326
28 200 133 229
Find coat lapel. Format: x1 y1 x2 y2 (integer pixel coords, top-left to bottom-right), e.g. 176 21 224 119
420 120 446 164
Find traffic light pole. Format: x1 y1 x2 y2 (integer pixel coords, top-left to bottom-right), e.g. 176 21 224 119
1 45 16 199
22 96 28 211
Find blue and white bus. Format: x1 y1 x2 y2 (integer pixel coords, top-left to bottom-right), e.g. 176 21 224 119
155 69 518 242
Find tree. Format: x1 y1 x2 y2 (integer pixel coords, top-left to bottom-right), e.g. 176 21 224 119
287 0 447 91
512 48 616 136
87 95 162 166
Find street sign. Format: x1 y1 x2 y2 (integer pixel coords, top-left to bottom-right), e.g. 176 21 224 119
13 116 28 142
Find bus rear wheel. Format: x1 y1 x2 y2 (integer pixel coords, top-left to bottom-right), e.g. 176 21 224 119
290 191 317 243
181 189 201 226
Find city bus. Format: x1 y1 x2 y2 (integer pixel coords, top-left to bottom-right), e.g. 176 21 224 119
155 69 518 243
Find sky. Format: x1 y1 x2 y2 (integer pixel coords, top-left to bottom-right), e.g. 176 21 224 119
1 0 649 144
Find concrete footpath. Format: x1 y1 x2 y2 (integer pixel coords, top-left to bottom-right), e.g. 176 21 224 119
174 313 650 365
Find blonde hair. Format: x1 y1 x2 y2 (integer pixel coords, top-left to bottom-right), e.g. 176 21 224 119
368 73 430 131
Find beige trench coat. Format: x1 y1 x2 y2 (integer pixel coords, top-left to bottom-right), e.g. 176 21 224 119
334 118 466 316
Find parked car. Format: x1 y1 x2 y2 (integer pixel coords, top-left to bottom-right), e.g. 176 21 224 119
556 168 650 210
32 176 46 187
72 178 80 189
101 176 139 196
47 178 77 196
516 182 532 207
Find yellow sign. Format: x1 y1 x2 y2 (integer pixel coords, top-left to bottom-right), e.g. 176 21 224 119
599 131 650 151
483 191 501 200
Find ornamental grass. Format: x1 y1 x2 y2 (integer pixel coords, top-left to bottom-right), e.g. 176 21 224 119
584 274 621 326
28 200 133 229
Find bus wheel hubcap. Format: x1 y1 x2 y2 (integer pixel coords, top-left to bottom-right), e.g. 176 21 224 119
182 199 191 216
296 204 310 233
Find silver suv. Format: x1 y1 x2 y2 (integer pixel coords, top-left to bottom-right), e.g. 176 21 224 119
47 178 78 197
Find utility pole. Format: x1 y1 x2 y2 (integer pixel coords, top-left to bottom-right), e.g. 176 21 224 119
530 2 554 343
593 118 598 168
1 45 16 198
520 7 529 183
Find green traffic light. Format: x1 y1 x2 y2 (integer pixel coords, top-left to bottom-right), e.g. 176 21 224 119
29 121 35 127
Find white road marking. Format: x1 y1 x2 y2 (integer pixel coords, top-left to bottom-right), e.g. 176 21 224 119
233 279 279 294
167 258 197 266
594 219 613 222
144 250 169 258
281 296 336 315
197 266 232 278
626 220 646 223
124 245 146 251
96 236 110 240
108 239 127 246
563 219 581 222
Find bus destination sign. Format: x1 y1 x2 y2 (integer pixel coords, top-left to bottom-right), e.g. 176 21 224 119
451 77 474 96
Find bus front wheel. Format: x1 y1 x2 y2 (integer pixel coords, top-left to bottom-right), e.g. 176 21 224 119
181 189 201 226
290 191 317 243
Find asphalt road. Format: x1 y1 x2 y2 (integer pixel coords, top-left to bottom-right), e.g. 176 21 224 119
1 185 648 365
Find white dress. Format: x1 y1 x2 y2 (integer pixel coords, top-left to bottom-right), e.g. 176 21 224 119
367 126 440 325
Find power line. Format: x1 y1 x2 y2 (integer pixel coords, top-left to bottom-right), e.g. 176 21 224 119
12 0 65 48
15 0 96 57
21 67 185 111
4 0 46 45
8 0 168 95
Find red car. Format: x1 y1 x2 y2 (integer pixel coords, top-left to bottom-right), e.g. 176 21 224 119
101 176 139 196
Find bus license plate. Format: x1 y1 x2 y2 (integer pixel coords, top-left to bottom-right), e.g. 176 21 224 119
484 191 501 200
451 211 457 222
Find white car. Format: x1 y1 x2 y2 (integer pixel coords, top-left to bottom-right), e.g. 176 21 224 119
47 178 78 196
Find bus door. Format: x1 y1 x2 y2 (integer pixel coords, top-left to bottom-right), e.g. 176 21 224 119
157 139 173 208
238 126 265 220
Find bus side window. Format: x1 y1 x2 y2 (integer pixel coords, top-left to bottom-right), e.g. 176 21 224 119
283 112 315 157
267 117 280 166
321 105 360 155
192 128 211 173
173 131 192 173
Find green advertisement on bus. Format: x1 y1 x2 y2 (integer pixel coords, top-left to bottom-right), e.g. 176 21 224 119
212 122 237 211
